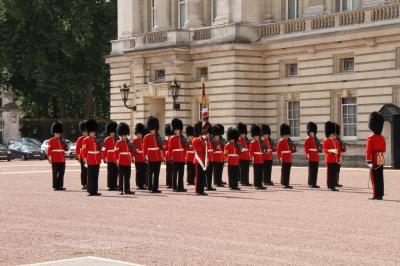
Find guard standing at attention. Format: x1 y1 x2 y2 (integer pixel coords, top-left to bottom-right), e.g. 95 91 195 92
260 124 275 186
304 122 321 188
75 120 88 190
205 123 216 191
323 121 341 192
277 124 296 189
224 127 240 190
237 122 251 186
102 121 118 191
169 118 187 192
48 121 68 191
192 121 208 196
115 122 135 195
212 125 225 187
133 123 147 190
249 124 266 190
335 123 345 188
185 125 196 185
164 123 173 189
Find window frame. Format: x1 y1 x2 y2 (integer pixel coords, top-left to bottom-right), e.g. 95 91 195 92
198 67 209 80
336 0 354 12
178 0 187 29
286 63 298 77
153 69 166 83
287 100 300 138
341 57 354 72
287 0 299 20
341 97 357 140
211 0 218 23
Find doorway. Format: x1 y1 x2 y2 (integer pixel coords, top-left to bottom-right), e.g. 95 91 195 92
148 97 165 136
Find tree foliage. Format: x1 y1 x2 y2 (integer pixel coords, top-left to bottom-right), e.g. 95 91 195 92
0 0 117 120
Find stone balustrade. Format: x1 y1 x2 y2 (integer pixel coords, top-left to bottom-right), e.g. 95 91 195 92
372 4 400 21
192 28 211 41
283 19 306 34
311 15 335 30
339 9 365 26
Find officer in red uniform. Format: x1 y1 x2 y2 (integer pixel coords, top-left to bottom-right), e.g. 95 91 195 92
115 122 135 195
250 124 266 190
304 122 321 188
75 121 88 190
185 125 195 185
133 123 147 190
169 118 187 192
212 125 225 187
277 124 297 189
102 121 118 191
205 124 216 191
48 121 68 191
366 112 386 200
323 121 341 192
335 123 346 188
192 121 208 196
164 123 173 189
82 119 102 196
224 127 240 190
237 122 251 186
143 116 163 193
260 124 275 186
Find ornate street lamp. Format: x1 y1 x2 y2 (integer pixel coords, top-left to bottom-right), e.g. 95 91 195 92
120 83 136 111
168 79 181 110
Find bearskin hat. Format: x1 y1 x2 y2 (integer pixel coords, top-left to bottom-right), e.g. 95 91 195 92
325 121 336 138
135 123 146 135
261 124 271 136
117 122 130 136
306 122 317 136
251 124 261 137
194 121 203 137
79 120 87 132
212 126 221 136
105 121 118 135
280 123 291 137
86 119 98 133
237 122 247 134
216 124 225 136
368 111 384 135
171 118 183 131
147 116 159 131
51 121 63 134
186 125 194 137
227 127 239 141
165 123 173 136
335 123 341 137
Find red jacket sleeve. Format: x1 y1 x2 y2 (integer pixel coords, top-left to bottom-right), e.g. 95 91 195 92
366 136 373 162
277 140 282 160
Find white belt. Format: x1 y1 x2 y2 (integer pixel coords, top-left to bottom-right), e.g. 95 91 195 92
186 151 194 154
108 149 116 152
148 147 159 151
282 151 291 154
309 149 318 152
214 151 223 154
52 149 64 152
241 148 248 152
208 149 214 152
228 154 238 157
120 152 131 155
254 152 263 155
173 149 184 152
136 151 143 154
88 151 100 154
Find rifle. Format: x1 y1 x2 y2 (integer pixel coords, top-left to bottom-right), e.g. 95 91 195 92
288 137 297 152
60 137 70 151
156 133 166 149
314 136 322 153
338 137 347 152
235 141 244 152
126 139 140 153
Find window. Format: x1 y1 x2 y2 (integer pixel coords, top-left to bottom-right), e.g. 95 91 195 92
340 57 354 72
342 97 357 137
287 101 300 137
178 0 186 29
336 0 355 12
212 0 217 23
154 69 165 82
287 0 299 20
151 0 155 29
286 63 298 77
198 67 208 79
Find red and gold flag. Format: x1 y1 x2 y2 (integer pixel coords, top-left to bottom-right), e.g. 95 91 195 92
201 79 209 122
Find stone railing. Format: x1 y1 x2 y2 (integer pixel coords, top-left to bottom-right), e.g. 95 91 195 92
143 32 168 45
339 9 365 25
192 28 211 41
311 15 335 30
261 23 280 36
372 4 400 21
283 19 306 33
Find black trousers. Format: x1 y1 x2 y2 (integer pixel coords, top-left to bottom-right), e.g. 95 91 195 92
327 163 339 189
280 163 292 186
118 165 131 192
228 165 240 189
254 164 264 188
80 159 87 187
172 162 185 191
263 160 273 184
213 162 224 186
148 161 161 192
107 162 118 189
52 163 65 189
195 164 206 194
135 162 147 188
336 164 341 186
187 162 195 185
239 160 250 185
206 162 214 189
370 166 384 198
166 162 173 187
308 162 319 186
87 164 100 195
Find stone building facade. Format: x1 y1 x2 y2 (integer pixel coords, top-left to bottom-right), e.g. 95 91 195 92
107 0 400 166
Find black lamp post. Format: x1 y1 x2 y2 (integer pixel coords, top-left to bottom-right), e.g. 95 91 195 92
120 83 136 111
168 79 181 110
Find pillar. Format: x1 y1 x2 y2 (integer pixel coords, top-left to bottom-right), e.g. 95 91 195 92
184 0 204 28
132 0 143 35
153 0 171 31
213 0 230 25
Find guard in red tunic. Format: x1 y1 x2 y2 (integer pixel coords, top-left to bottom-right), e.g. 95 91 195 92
168 118 187 192
277 124 297 189
133 123 147 190
237 122 251 186
185 125 195 185
48 121 68 191
192 121 208 196
75 121 88 190
205 124 216 191
335 123 346 188
224 127 240 190
143 116 163 193
164 123 173 189
366 112 386 200
304 122 321 188
260 124 275 186
115 122 135 195
102 121 118 191
82 119 102 196
212 125 225 187
250 124 266 190
323 121 341 192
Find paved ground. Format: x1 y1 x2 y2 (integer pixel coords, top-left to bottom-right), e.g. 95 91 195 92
0 160 399 266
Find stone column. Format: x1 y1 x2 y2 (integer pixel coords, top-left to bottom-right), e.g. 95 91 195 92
132 0 143 35
153 0 171 31
184 0 204 28
118 0 134 38
213 0 230 26
263 0 273 22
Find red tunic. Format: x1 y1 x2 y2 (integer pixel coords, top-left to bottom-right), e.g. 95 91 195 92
261 137 274 161
238 137 251 161
224 142 240 166
102 136 116 163
205 137 214 162
132 138 145 163
277 138 296 163
75 136 85 160
249 139 264 165
366 134 386 165
213 138 224 163
168 135 186 162
192 137 207 168
82 136 102 165
304 137 320 163
323 138 341 164
164 138 172 162
185 139 195 164
115 139 134 166
48 137 67 163
143 134 163 162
